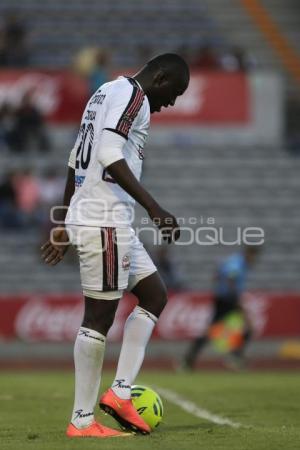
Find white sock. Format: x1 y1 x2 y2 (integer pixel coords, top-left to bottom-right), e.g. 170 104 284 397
71 326 106 429
111 306 157 399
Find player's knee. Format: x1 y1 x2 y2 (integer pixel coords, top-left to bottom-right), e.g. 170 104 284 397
158 286 168 312
133 272 168 318
82 310 115 336
148 284 168 318
82 297 118 336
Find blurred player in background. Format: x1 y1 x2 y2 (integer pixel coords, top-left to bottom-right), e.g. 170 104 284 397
182 245 260 370
41 53 189 438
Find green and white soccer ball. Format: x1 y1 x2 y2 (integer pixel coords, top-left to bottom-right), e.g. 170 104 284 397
131 385 164 430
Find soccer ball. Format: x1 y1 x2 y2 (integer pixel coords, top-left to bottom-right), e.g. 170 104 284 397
131 385 163 430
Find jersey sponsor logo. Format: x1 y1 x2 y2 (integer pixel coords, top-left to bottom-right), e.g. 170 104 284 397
122 254 130 271
75 175 85 187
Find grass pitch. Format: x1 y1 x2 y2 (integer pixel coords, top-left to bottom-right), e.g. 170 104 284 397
1 370 300 450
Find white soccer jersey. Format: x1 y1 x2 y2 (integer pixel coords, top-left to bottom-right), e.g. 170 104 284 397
65 76 150 228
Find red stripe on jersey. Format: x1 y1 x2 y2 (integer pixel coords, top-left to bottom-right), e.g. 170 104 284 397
122 90 144 135
116 86 144 138
119 90 142 133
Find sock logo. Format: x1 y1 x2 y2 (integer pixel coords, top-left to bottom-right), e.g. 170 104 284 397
113 378 131 390
78 329 105 343
74 409 94 420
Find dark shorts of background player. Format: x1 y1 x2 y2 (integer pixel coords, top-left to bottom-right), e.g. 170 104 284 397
211 294 241 324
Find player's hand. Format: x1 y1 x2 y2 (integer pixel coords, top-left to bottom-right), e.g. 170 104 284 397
41 227 70 266
148 205 180 243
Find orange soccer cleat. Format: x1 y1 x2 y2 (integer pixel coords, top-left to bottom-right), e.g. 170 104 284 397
66 421 131 438
99 388 151 434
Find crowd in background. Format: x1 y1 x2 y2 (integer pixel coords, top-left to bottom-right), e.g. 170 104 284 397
0 168 64 231
0 11 297 246
0 92 50 154
0 12 259 235
0 13 29 67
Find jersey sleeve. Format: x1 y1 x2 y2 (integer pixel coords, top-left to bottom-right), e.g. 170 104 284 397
103 82 145 140
68 146 77 169
96 129 126 168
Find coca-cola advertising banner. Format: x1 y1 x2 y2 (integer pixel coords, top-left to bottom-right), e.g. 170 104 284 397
0 70 250 125
0 292 299 343
151 72 250 125
0 70 89 123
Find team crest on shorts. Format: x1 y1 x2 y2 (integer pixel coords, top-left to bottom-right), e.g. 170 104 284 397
122 254 130 271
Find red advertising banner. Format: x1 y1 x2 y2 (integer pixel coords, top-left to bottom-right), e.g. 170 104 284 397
0 292 299 342
151 72 250 125
0 70 88 123
0 70 250 125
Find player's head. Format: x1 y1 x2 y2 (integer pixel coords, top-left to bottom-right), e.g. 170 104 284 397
134 53 190 113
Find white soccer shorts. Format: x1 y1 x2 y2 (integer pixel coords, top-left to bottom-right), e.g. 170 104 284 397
66 225 156 298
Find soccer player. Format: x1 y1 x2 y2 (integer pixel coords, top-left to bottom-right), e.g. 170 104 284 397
41 53 189 438
182 245 260 370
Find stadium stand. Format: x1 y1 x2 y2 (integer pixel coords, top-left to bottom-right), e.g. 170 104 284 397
0 141 299 293
0 0 298 72
0 0 299 293
0 0 223 68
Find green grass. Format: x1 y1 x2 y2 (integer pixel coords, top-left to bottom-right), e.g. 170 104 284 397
1 370 300 450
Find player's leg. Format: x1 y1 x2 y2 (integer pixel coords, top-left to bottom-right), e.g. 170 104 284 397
110 234 163 400
181 296 229 369
67 225 130 438
110 271 166 397
68 293 132 438
70 296 119 430
230 304 253 359
181 313 215 370
132 270 167 317
82 295 119 335
182 335 209 369
100 272 163 434
100 236 160 433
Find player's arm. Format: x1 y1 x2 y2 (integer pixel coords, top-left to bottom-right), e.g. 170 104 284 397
108 158 179 242
41 166 75 265
56 166 75 224
98 130 180 243
101 81 180 242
